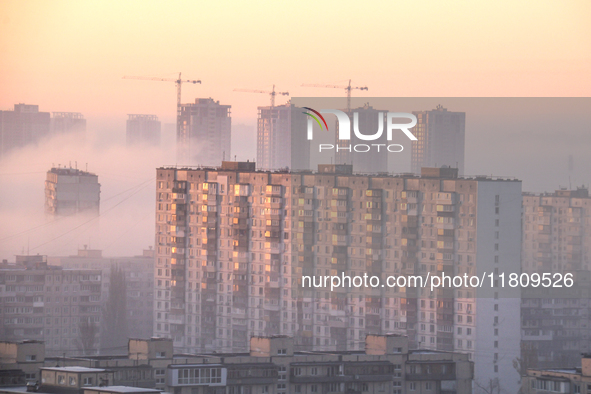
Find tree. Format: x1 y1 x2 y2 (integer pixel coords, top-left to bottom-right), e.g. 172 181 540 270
475 378 501 394
102 264 129 351
77 318 99 355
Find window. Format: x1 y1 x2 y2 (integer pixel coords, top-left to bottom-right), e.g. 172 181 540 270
83 377 93 386
26 355 36 361
156 351 166 358
409 382 417 391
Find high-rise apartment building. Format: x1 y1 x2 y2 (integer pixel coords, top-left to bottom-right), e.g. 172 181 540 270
126 114 161 146
51 112 86 136
44 167 101 217
178 98 231 166
256 103 309 171
154 162 522 392
0 104 51 159
333 104 388 174
411 105 466 175
523 187 591 274
0 255 102 357
521 187 591 369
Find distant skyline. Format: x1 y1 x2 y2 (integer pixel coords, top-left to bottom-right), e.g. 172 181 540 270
1 0 590 126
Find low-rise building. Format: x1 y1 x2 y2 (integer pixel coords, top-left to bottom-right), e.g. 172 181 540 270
0 340 45 384
522 353 591 393
164 335 473 394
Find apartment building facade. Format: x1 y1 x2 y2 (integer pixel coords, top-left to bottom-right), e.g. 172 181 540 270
48 248 155 347
178 98 231 166
521 187 591 369
44 167 101 217
126 114 161 146
410 106 465 176
256 103 309 171
153 163 520 392
0 255 102 357
0 104 51 159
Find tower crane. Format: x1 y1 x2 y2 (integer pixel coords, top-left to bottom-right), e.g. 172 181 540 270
233 85 289 108
122 73 201 139
301 79 368 113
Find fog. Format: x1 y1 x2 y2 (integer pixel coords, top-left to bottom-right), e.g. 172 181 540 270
0 124 175 261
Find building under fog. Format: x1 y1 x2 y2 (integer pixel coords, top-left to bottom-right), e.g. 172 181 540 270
411 105 466 175
178 98 231 166
126 114 161 146
48 247 155 347
0 255 102 357
521 187 591 369
154 162 522 393
334 104 389 174
44 167 101 217
51 112 86 136
0 104 51 159
256 102 309 171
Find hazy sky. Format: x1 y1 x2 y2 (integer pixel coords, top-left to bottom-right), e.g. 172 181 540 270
0 1 590 259
1 0 590 125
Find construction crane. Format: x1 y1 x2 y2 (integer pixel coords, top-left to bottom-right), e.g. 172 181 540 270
233 85 289 108
301 79 368 113
122 73 201 137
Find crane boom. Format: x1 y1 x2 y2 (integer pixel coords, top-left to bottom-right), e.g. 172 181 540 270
233 84 288 108
123 72 201 164
301 79 368 113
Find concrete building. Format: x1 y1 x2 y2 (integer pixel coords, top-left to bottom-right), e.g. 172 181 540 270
0 255 102 357
178 98 231 166
51 112 86 136
48 248 155 348
0 336 473 394
256 102 309 171
521 353 591 393
522 187 591 274
0 104 51 159
334 104 389 174
153 162 521 393
521 187 591 369
0 340 45 385
164 335 473 394
126 115 161 146
44 167 101 217
410 106 465 175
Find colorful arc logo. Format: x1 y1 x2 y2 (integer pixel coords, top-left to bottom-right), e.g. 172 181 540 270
303 107 328 131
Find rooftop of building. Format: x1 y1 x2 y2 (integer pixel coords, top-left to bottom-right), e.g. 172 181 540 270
47 167 97 177
40 366 108 373
158 162 519 182
83 387 161 393
0 340 44 345
523 186 589 198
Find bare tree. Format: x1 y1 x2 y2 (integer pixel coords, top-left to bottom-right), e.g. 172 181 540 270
77 318 98 355
102 264 129 350
475 378 501 394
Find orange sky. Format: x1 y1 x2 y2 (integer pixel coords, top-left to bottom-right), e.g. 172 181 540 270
1 0 590 124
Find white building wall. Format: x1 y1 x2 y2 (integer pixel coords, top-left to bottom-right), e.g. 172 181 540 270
474 181 522 394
